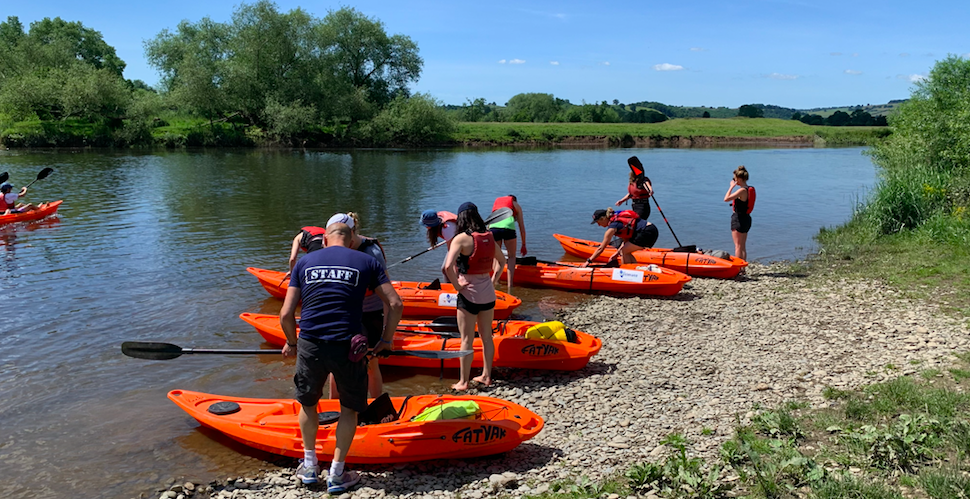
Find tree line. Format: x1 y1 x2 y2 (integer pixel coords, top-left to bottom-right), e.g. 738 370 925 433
448 94 668 123
0 2 454 147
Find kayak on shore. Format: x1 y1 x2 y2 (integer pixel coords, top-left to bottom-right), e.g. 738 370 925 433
503 257 690 296
246 267 522 320
0 200 62 226
240 312 603 371
168 389 543 463
553 233 747 279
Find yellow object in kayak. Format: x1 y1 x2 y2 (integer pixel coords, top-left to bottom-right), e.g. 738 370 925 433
525 321 567 341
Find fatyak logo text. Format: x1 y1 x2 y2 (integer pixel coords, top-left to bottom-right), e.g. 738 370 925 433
521 344 560 356
304 266 360 286
452 425 507 445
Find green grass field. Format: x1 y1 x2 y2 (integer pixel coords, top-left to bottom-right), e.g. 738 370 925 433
455 118 888 145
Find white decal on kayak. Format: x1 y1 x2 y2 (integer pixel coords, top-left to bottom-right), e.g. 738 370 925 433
438 293 458 307
635 264 662 273
611 268 644 283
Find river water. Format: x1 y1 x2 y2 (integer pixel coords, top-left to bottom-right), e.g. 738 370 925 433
0 147 875 498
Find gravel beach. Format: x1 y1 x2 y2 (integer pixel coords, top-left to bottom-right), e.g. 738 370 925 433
155 262 969 499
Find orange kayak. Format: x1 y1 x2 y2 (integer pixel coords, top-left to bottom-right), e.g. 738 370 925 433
0 200 62 226
168 390 543 464
240 312 602 371
503 259 690 296
246 267 522 320
553 233 747 279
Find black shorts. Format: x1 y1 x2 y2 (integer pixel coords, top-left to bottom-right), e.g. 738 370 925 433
361 310 385 348
631 199 651 220
731 213 752 234
489 228 517 241
628 224 659 248
457 293 495 314
294 337 368 412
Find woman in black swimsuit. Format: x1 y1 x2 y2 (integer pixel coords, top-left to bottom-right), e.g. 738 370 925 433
723 165 752 262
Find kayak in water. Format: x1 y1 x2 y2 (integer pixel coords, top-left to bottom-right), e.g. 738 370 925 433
553 234 746 279
503 257 690 296
0 200 62 226
246 267 522 320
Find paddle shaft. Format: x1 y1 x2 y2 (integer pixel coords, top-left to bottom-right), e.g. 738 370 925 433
23 168 53 189
650 194 683 248
387 240 446 268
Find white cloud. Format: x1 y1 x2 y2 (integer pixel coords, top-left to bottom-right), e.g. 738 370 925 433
601 61 610 66
550 61 560 65
844 69 863 75
768 73 798 80
690 47 706 52
830 52 842 56
509 59 526 64
653 63 684 71
897 73 926 82
498 59 507 64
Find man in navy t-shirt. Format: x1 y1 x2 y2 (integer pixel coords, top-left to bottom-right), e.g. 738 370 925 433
279 221 403 492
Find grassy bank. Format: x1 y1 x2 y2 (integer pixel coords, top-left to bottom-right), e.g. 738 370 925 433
0 115 888 148
525 354 970 499
454 118 889 146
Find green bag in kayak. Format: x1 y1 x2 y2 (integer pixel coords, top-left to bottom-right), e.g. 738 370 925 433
411 400 480 421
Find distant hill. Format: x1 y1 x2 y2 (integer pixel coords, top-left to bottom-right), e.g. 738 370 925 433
628 100 906 120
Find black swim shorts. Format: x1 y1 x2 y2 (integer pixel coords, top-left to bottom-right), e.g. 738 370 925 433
294 337 368 412
731 213 752 234
456 293 495 314
361 310 385 348
629 223 659 248
489 227 517 241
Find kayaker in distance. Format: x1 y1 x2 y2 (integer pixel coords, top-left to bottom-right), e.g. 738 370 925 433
327 212 390 401
443 202 506 391
280 219 403 492
1 182 39 215
724 165 753 263
615 156 653 220
583 208 659 267
421 209 458 282
487 194 527 295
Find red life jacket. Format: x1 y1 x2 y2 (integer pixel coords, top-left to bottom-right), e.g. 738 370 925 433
492 195 514 212
438 211 457 225
458 231 496 274
627 182 650 200
731 186 756 215
609 210 640 240
0 195 12 212
299 226 326 252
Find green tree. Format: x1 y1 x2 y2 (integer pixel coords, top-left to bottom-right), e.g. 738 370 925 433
702 111 711 118
505 93 560 122
825 110 850 126
737 104 764 118
361 93 454 145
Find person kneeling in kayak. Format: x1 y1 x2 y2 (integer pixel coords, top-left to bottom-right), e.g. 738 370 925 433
280 220 403 492
583 208 659 267
1 183 39 215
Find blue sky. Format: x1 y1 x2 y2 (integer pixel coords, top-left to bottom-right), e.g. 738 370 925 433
6 0 968 109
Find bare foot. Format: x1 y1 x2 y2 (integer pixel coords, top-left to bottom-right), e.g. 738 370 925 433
451 382 469 391
472 375 492 387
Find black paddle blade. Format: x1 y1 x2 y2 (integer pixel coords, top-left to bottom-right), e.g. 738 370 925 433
0 172 8 184
484 207 513 225
121 341 184 360
36 167 53 180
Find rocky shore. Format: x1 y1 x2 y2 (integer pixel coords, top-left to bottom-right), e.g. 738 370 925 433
151 262 970 499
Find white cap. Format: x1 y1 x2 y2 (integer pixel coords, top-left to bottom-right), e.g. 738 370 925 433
326 213 355 229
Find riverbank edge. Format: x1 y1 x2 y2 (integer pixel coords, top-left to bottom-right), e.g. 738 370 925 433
138 258 970 499
0 134 864 151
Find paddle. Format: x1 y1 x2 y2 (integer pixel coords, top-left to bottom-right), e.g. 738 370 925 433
387 207 513 269
0 172 8 184
121 341 472 361
517 256 615 269
23 168 54 189
649 194 695 252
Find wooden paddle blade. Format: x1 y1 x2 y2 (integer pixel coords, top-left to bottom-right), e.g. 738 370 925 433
484 207 513 225
36 167 54 180
121 341 184 360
